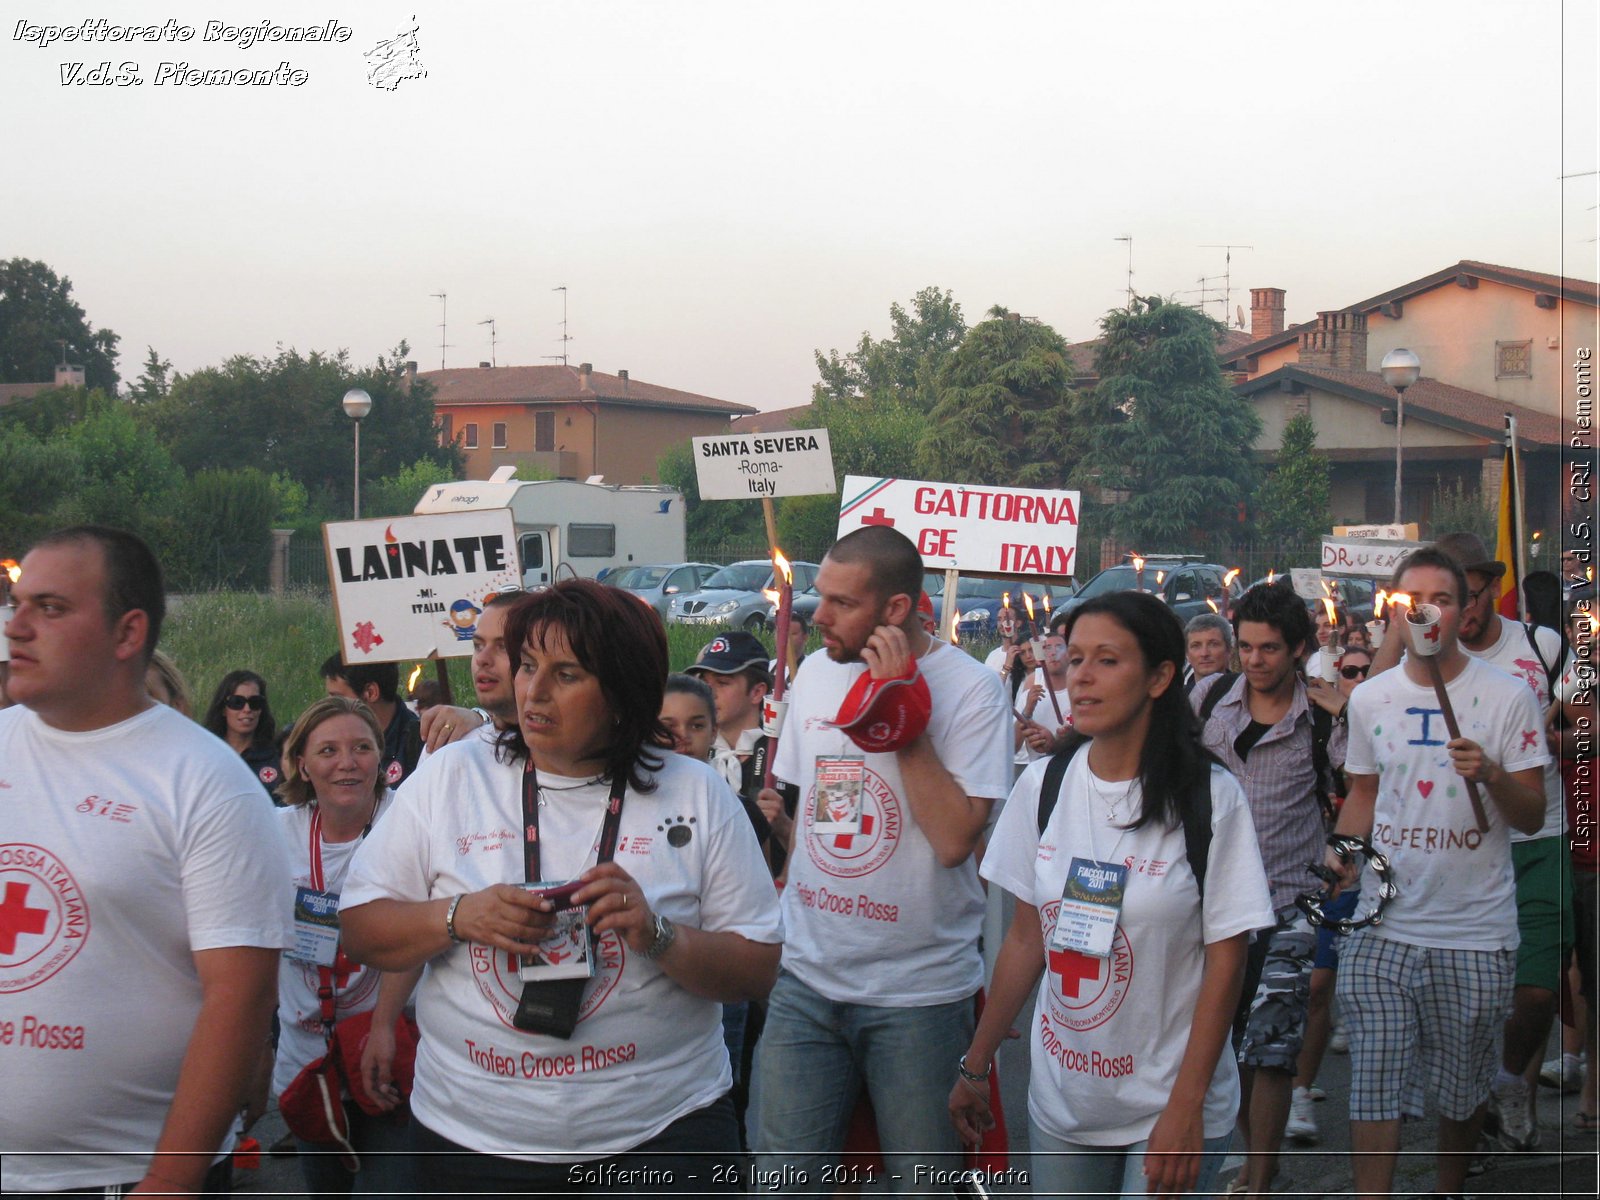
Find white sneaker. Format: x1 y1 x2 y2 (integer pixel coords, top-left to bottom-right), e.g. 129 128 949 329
1286 1086 1319 1142
1539 1051 1584 1093
1328 1025 1349 1054
1487 1075 1540 1151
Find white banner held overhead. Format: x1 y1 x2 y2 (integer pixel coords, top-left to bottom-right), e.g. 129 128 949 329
325 509 521 662
836 475 1081 575
1288 568 1327 600
692 428 837 500
1321 537 1423 579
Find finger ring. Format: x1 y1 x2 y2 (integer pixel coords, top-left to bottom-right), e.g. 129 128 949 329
443 723 454 732
623 893 629 908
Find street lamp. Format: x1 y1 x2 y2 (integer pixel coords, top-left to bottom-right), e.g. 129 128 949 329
1380 348 1421 525
342 388 373 519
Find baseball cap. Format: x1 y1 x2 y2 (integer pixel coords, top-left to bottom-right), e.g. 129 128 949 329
689 632 772 681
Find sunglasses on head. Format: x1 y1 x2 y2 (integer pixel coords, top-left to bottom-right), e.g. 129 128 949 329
225 694 265 711
1339 665 1370 680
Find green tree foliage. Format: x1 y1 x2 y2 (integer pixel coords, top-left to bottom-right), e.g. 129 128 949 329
364 458 460 519
144 343 457 513
0 423 84 550
0 259 121 392
1254 412 1331 542
1075 298 1262 548
1427 478 1496 543
62 402 185 544
917 307 1084 488
657 440 767 550
125 347 174 404
166 468 278 589
814 286 967 411
0 384 106 437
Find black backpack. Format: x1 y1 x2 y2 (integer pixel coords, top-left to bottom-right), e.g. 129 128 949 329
1196 670 1337 826
1035 737 1215 898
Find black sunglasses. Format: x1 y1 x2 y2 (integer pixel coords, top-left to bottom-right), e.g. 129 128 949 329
1339 665 1370 680
224 694 265 711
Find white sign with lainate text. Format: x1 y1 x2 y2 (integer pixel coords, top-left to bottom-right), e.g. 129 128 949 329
836 475 1081 575
692 428 836 499
1321 537 1423 579
325 509 520 662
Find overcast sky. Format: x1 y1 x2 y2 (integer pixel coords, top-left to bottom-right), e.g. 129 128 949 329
4 0 1596 410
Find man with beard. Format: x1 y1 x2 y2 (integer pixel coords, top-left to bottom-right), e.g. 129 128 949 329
749 524 1011 1191
417 591 523 751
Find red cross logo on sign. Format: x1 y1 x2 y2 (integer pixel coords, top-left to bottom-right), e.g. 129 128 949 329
0 881 49 955
860 508 895 527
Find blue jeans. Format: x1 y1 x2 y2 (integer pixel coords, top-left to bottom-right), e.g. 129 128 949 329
295 1103 415 1199
749 970 974 1194
1028 1117 1232 1199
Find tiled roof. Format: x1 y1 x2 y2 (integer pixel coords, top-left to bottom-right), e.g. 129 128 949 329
1220 259 1599 367
0 382 53 407
422 364 755 415
1238 364 1564 447
728 403 815 434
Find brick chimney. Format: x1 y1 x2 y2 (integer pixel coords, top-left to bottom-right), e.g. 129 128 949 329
577 362 593 390
1297 311 1369 371
1249 288 1285 341
54 363 86 388
617 369 629 394
401 361 417 394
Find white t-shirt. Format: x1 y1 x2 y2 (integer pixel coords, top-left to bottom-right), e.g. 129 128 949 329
0 704 292 1192
772 640 1013 1006
1461 617 1565 842
1344 657 1550 949
271 791 399 1097
982 755 1272 1145
340 738 781 1160
1016 668 1073 764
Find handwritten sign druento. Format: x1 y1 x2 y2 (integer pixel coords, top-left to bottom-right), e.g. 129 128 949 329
836 476 1080 575
1320 537 1423 579
692 429 836 499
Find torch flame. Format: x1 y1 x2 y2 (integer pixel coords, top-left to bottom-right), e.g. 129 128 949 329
406 665 422 692
762 588 780 605
1267 568 1276 585
1322 597 1338 626
1002 591 1011 608
1388 592 1413 613
1131 555 1145 572
1206 597 1219 612
1 559 19 584
1023 594 1037 621
772 549 793 586
1223 567 1240 587
1042 591 1052 610
949 624 960 646
1374 589 1388 617
1155 570 1166 585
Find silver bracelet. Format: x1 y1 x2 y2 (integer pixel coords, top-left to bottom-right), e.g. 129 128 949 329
957 1054 991 1084
445 895 467 944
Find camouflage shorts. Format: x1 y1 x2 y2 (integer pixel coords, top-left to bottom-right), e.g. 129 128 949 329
1235 906 1316 1072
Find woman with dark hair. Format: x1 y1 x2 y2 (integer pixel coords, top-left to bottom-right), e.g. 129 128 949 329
338 580 782 1192
203 669 282 797
950 592 1272 1198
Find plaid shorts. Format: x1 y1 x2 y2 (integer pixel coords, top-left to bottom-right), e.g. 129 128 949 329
1234 905 1316 1072
1336 932 1515 1122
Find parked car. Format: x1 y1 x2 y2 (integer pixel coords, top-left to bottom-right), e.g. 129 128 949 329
939 576 1073 638
668 559 820 631
1052 557 1241 626
609 562 721 618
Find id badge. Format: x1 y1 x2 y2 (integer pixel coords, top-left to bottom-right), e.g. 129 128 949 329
518 905 597 982
1049 858 1128 959
812 755 866 836
289 886 341 966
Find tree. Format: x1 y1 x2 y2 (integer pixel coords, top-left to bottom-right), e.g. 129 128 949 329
814 286 967 411
0 259 120 392
1075 298 1262 548
166 468 277 589
657 440 767 550
144 342 458 512
365 458 459 519
1254 412 1331 543
917 307 1085 488
126 347 174 404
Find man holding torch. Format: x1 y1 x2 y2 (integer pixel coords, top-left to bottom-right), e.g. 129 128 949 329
749 524 1011 1191
1325 546 1547 1200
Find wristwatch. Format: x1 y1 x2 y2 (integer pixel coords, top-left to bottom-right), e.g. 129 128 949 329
642 913 677 960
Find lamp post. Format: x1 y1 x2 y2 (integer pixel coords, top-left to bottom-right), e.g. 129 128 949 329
342 388 373 519
1380 348 1421 525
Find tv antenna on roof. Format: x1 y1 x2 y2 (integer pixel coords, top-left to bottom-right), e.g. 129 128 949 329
477 317 498 368
542 285 574 366
1113 235 1134 307
1199 244 1253 324
429 291 450 369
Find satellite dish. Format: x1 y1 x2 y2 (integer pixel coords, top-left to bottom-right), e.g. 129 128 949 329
1236 304 1246 329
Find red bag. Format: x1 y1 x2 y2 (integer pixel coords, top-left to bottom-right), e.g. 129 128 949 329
332 1010 421 1116
277 1053 359 1172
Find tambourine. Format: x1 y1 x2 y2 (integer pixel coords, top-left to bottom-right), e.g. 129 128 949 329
1294 834 1398 934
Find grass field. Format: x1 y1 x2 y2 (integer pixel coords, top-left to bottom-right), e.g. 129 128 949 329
162 591 1000 727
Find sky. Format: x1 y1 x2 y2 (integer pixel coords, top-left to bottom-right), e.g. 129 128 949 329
4 0 1597 411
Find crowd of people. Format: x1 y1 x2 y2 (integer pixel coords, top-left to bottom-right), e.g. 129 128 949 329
0 520 1593 1199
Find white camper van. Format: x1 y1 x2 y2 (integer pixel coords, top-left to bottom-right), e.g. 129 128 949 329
414 468 687 589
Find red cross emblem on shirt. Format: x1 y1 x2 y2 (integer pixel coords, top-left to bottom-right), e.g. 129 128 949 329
832 811 876 850
0 881 49 955
1049 944 1101 999
860 508 895 527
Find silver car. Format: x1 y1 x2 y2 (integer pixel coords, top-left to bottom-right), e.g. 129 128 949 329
609 562 721 618
668 559 820 631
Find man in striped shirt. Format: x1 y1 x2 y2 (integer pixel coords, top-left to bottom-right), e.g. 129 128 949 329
1191 581 1345 1195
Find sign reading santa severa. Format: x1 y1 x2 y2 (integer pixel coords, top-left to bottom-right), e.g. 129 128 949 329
692 428 836 500
836 476 1080 576
324 509 520 663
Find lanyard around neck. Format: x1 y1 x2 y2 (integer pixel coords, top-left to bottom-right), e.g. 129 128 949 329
307 795 380 892
522 761 627 883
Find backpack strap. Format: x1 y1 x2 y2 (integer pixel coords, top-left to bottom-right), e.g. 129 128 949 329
1522 623 1566 694
1197 671 1240 725
1037 736 1086 835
